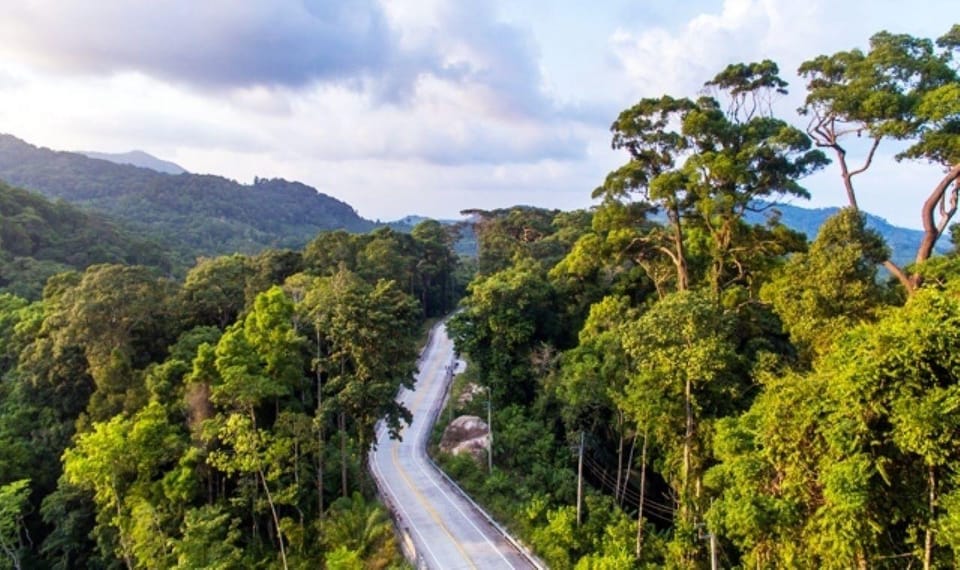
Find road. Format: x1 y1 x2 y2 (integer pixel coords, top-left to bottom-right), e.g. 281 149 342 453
370 323 538 570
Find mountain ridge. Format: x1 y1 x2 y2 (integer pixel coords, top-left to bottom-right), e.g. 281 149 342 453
79 149 187 174
0 134 376 267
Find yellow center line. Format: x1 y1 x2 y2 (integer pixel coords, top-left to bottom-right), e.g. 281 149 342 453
391 445 478 570
410 344 446 412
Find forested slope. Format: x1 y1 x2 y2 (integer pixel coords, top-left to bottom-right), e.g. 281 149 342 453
0 180 170 298
0 134 376 265
0 220 464 568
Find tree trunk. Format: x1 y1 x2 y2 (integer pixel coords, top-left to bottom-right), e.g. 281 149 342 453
113 488 134 570
669 202 689 292
683 375 693 522
339 412 348 498
916 164 960 273
636 430 648 560
258 468 289 570
925 464 937 570
577 431 584 527
835 145 861 211
615 413 624 505
621 433 637 506
316 330 325 520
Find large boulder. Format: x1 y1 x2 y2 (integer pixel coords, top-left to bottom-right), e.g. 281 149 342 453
439 415 490 464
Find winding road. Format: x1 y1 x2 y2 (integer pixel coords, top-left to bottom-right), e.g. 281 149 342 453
370 323 539 570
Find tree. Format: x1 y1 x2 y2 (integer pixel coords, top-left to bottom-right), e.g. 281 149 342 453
178 254 250 330
62 402 185 569
597 62 825 297
799 26 960 291
201 286 306 570
708 285 960 568
411 219 459 317
619 290 741 566
449 258 560 406
761 208 891 363
321 492 398 569
0 479 31 570
171 506 244 570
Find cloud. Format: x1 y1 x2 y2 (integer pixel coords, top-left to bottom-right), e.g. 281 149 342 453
0 0 575 122
608 0 825 99
0 1 399 89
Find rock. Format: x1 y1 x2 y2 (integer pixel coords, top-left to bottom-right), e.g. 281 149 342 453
457 382 485 406
439 415 490 464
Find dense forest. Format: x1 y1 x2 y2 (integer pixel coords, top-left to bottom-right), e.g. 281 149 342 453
0 135 377 268
0 181 171 299
0 22 958 570
438 26 960 569
0 221 463 568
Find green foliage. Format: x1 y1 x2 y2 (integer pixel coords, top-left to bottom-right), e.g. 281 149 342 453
450 258 561 405
761 208 892 363
172 505 244 570
0 135 376 268
322 492 400 569
0 180 169 298
0 213 448 568
0 479 31 569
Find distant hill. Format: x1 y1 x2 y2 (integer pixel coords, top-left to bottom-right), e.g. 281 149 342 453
746 201 950 268
0 180 170 298
80 150 187 174
0 134 376 266
387 215 477 257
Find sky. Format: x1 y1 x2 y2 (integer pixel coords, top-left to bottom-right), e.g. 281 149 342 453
0 0 953 227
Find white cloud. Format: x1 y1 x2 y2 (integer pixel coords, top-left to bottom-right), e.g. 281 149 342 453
608 0 825 99
0 0 954 224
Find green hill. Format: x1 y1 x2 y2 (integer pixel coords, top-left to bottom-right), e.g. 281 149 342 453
0 134 376 266
0 180 170 298
745 201 951 268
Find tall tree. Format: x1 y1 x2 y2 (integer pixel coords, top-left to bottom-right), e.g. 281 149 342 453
597 62 825 296
761 208 891 363
619 290 741 566
799 26 960 291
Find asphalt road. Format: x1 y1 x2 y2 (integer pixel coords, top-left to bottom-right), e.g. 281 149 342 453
370 323 538 570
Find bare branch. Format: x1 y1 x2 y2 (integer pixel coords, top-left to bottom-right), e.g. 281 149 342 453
848 137 882 178
883 260 915 293
916 163 960 266
936 181 960 237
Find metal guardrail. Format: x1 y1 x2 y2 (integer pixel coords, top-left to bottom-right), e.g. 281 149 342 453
423 354 546 569
371 319 546 570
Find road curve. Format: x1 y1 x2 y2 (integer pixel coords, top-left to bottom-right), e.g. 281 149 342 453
370 322 538 570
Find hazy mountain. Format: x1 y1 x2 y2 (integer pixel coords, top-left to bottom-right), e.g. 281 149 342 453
80 150 187 174
0 134 376 267
746 201 950 268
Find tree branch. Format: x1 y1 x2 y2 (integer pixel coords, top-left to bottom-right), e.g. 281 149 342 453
848 136 882 177
917 164 960 267
884 260 915 293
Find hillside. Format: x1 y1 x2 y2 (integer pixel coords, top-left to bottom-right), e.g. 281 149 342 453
746 201 951 268
79 150 187 174
0 134 376 265
0 180 170 298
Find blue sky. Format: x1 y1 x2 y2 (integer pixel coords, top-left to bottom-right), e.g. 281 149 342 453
0 0 953 227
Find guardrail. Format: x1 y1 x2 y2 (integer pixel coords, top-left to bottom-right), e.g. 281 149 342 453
423 352 546 570
370 319 546 570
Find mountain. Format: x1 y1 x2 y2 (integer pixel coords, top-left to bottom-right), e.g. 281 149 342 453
746 201 950 268
0 180 170 298
79 150 187 174
0 134 376 267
